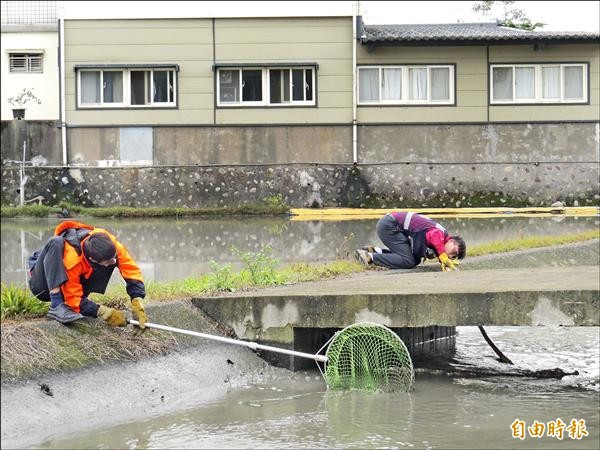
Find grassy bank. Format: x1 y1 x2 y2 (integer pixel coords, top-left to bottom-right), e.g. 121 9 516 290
0 198 290 219
1 231 598 321
1 256 363 321
467 229 599 257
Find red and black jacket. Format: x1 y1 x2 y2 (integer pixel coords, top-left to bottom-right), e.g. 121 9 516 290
390 211 449 262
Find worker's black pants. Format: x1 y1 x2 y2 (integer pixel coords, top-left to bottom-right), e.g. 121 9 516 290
371 214 417 269
28 236 67 301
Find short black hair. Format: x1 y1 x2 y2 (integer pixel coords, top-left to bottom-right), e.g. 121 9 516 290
84 233 116 262
450 235 466 260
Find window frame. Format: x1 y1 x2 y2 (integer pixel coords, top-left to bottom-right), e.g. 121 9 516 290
489 63 589 105
215 65 317 108
8 52 44 73
357 64 455 106
75 65 178 109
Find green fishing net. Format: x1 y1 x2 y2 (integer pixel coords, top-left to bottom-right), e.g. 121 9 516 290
322 322 414 392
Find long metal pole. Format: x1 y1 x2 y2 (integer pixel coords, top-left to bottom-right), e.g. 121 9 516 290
128 320 328 363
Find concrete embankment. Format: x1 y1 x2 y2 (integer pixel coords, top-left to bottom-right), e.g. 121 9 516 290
0 301 237 384
1 302 292 448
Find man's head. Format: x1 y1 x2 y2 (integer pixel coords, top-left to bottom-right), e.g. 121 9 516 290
445 235 466 260
84 233 117 266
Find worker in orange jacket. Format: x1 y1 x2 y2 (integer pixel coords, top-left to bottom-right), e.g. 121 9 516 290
28 220 148 329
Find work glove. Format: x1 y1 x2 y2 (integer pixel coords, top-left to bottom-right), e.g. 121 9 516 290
439 252 459 272
131 298 148 335
97 305 127 327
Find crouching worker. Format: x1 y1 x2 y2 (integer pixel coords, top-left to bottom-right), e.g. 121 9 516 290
355 211 466 271
28 220 148 331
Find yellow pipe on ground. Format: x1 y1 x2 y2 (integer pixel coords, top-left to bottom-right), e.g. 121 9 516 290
289 206 599 221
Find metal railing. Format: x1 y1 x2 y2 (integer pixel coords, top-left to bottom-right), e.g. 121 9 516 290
1 1 59 25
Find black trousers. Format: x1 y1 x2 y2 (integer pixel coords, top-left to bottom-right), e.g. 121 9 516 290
28 236 68 302
371 214 417 269
28 236 106 317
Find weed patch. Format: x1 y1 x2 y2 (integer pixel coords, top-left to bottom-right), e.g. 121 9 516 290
1 283 48 319
468 230 599 257
232 245 285 286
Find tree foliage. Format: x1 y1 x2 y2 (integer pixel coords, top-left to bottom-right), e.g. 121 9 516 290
472 1 545 31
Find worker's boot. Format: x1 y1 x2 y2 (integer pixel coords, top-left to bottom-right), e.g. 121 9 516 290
46 303 83 324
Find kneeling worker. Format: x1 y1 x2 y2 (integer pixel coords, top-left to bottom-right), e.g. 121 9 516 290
28 220 148 330
356 211 466 271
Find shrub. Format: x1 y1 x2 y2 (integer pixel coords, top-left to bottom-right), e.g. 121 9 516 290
206 261 236 292
1 283 47 319
231 245 285 286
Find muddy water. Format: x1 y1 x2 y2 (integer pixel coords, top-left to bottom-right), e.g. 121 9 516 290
32 326 600 449
1 215 598 286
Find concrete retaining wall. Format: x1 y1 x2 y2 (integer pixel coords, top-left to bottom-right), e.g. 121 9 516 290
0 120 62 165
1 121 598 207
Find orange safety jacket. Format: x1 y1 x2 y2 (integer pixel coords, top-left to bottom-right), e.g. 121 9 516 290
55 221 145 313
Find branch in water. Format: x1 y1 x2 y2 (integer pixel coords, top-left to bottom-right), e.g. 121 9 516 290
478 325 514 365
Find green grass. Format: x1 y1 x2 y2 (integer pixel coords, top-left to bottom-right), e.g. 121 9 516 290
1 283 49 320
1 205 51 218
1 203 290 218
98 259 364 305
468 229 599 257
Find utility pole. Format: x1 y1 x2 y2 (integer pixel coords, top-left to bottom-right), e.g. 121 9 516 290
20 140 28 207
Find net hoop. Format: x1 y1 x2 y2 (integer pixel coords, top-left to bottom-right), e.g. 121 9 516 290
322 322 414 392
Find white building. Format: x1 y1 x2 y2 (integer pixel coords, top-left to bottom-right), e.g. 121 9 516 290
1 0 60 120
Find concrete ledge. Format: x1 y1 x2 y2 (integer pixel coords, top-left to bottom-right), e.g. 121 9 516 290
195 266 600 343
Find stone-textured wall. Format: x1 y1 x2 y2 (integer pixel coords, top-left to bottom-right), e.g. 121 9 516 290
1 162 598 208
1 121 599 207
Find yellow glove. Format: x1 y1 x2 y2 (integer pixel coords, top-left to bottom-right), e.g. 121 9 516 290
97 305 127 327
131 298 148 333
439 252 459 272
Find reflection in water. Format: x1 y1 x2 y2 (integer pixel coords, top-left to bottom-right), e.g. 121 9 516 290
2 216 598 286
36 326 599 449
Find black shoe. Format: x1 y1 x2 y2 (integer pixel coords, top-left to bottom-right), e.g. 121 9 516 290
47 303 84 324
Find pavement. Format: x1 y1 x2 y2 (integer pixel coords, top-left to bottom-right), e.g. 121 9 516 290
212 265 599 297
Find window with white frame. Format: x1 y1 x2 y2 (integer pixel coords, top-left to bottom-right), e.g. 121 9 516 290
217 66 315 106
358 65 454 105
9 52 43 73
490 63 587 104
77 67 176 108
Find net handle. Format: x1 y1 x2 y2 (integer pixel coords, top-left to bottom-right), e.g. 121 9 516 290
128 319 328 362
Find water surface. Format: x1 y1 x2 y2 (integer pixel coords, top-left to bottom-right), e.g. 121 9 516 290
35 326 599 449
2 215 597 286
